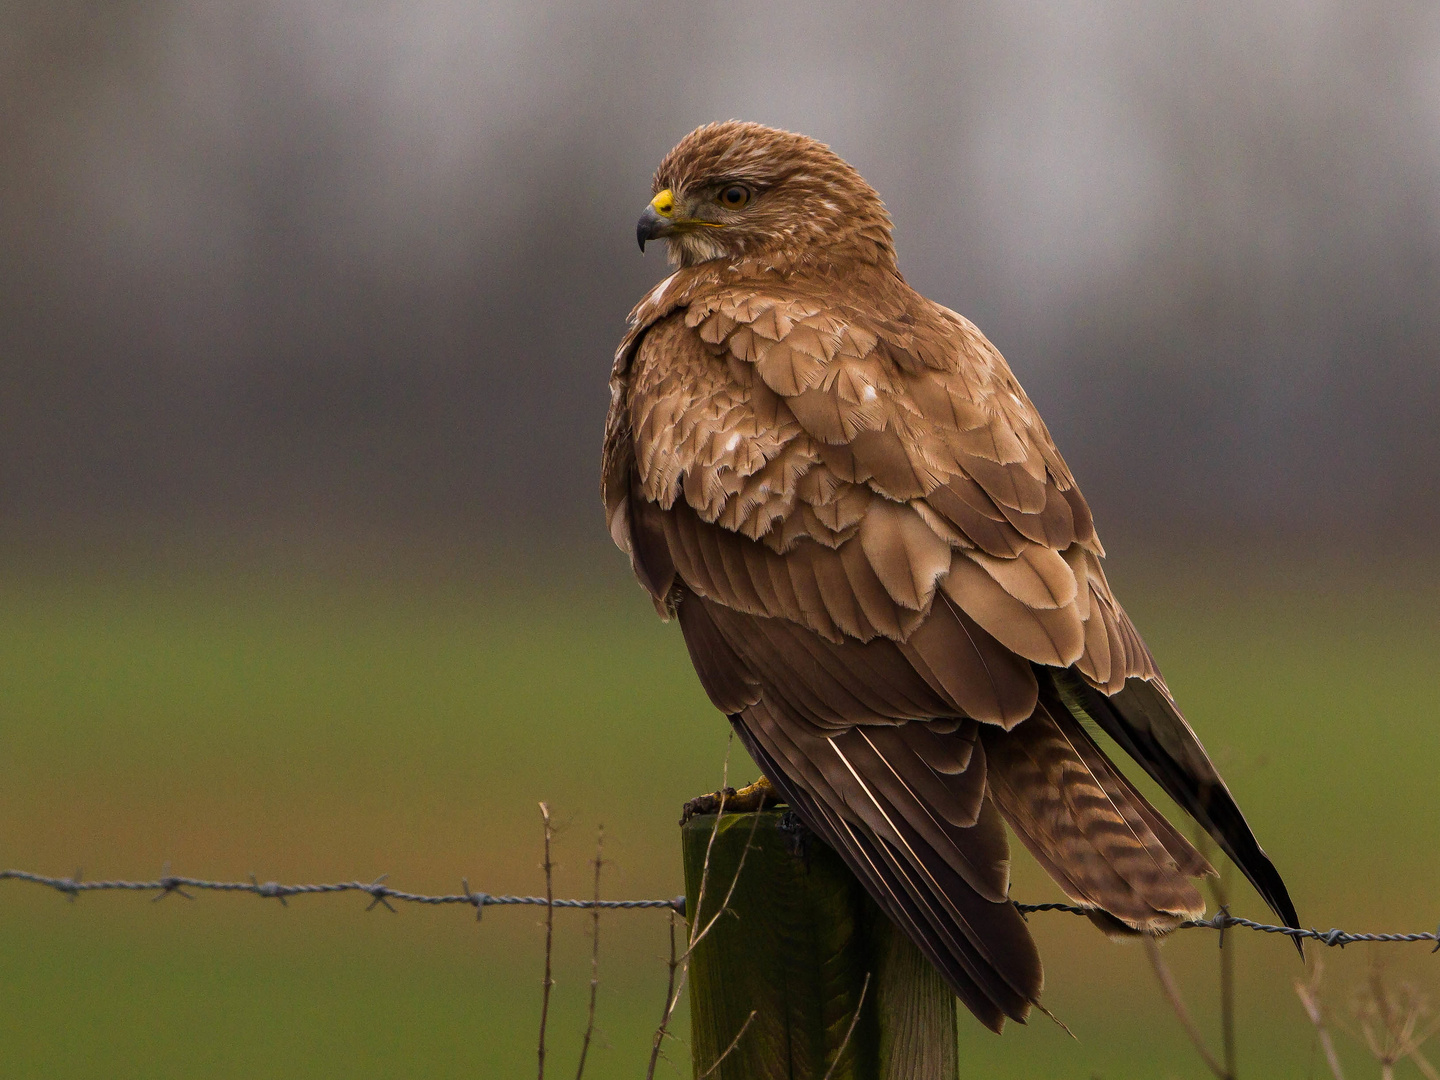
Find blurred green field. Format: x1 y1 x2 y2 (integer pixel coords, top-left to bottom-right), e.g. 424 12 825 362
2 542 1439 1078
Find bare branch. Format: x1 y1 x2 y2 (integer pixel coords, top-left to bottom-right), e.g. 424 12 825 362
537 802 555 1080
1294 960 1346 1080
644 911 681 1080
647 741 768 1080
1145 935 1231 1080
1208 853 1237 1079
647 746 756 1080
574 825 605 1080
687 733 734 950
686 807 763 954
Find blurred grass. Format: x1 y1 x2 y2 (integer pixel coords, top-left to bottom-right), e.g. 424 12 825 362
2 541 1439 1077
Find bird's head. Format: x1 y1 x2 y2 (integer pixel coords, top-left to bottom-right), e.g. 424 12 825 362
636 121 896 271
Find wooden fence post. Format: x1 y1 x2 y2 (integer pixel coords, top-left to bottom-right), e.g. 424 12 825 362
682 810 959 1080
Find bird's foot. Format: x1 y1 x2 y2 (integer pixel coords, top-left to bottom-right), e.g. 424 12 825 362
680 776 783 824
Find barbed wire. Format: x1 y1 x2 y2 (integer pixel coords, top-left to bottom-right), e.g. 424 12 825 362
1184 911 1440 950
0 868 682 916
4 867 1438 950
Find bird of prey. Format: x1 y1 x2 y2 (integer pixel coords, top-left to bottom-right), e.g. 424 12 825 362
603 121 1297 1030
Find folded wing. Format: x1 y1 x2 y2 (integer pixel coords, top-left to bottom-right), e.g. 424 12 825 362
603 269 1298 1024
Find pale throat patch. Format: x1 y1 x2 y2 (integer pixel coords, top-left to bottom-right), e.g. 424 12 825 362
669 229 730 266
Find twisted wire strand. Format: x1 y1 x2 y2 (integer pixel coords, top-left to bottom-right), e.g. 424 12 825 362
0 869 683 915
5 868 1437 949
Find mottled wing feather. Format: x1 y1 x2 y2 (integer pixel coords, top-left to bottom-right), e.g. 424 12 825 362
897 591 1038 728
623 284 1120 680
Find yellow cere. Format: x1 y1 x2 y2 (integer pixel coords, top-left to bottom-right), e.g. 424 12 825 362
650 189 675 217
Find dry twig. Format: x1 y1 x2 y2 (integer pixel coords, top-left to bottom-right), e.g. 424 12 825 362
643 739 734 1080
645 738 767 1080
1145 935 1231 1080
537 802 556 1080
687 806 764 952
1204 841 1238 1079
1294 958 1346 1080
644 743 735 1080
645 910 682 1080
696 1010 758 1080
819 971 873 1080
1413 1049 1440 1080
687 737 734 945
1350 963 1440 1080
574 825 604 1080
647 740 735 1080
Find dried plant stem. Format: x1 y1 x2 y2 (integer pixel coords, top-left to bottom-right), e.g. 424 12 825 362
819 971 872 1080
687 806 763 951
645 781 735 1080
1219 934 1236 1077
1192 828 1240 1078
537 802 555 1080
1294 966 1346 1080
688 735 734 946
659 814 763 1077
646 737 769 1080
1212 864 1237 1079
1145 935 1230 1080
1351 962 1440 1079
573 825 604 1080
645 910 681 1080
696 1010 758 1079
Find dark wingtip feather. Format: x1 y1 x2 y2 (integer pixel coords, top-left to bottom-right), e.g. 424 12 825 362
1050 668 1301 941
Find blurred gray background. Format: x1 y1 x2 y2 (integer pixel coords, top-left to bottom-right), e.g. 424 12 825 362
4 0 1438 553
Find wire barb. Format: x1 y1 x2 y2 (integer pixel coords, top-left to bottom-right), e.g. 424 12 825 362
461 878 491 921
249 874 288 906
364 874 396 913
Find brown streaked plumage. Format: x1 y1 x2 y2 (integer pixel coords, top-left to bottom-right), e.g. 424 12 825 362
605 121 1297 1031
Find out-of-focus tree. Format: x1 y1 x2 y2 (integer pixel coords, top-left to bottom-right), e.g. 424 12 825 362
1 0 1436 548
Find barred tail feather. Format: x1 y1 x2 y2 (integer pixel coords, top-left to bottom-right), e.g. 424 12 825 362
983 691 1211 932
1053 669 1300 936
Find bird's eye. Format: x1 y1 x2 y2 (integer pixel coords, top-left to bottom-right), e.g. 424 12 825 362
719 185 751 210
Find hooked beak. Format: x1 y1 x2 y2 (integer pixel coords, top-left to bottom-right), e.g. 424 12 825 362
637 188 678 252
636 204 669 252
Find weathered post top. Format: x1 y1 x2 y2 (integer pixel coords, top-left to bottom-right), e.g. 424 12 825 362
682 810 959 1080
